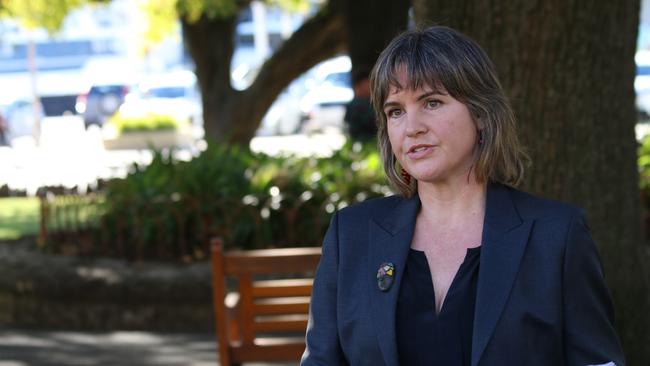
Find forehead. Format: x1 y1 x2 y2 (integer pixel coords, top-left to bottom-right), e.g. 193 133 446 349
385 65 446 98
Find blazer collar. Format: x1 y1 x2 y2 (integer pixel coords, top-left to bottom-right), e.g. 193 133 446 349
471 183 532 366
368 194 419 366
367 183 532 366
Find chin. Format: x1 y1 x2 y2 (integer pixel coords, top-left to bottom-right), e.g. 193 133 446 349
411 171 444 183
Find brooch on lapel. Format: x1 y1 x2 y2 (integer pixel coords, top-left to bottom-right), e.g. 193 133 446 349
377 262 395 292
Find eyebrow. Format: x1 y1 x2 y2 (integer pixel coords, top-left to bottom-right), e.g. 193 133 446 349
382 101 400 110
382 90 445 109
416 91 439 101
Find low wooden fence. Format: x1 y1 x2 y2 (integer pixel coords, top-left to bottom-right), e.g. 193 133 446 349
38 191 104 256
38 190 329 262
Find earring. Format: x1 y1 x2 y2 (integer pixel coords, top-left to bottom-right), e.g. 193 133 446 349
401 168 412 185
478 130 484 145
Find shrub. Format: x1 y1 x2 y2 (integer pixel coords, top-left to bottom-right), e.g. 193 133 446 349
81 141 389 262
638 135 650 235
109 112 181 133
639 135 650 192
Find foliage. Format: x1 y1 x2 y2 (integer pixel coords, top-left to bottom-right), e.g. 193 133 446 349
639 135 650 187
0 197 39 240
138 0 180 46
267 0 310 13
109 112 182 134
54 141 388 262
1 0 109 32
175 0 238 22
140 0 311 47
2 0 308 47
638 134 650 209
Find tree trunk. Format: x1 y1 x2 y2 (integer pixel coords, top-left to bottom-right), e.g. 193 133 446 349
344 0 410 82
414 0 649 362
182 1 347 146
182 14 239 143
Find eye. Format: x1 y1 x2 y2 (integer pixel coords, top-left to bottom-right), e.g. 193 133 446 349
425 99 441 109
385 108 403 119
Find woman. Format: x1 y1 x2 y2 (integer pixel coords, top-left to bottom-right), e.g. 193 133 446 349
301 26 625 366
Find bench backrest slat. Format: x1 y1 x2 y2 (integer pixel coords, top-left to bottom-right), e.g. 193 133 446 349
211 238 321 365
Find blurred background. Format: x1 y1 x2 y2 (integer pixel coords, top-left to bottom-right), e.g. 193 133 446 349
1 0 650 365
0 0 360 196
1 0 649 193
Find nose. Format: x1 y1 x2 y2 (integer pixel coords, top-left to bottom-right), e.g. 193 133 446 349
405 109 427 137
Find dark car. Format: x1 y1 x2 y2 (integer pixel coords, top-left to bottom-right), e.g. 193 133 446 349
76 84 130 129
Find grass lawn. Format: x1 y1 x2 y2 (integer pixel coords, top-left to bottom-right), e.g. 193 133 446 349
0 197 40 240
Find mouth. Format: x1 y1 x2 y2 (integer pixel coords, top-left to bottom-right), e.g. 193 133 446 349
407 144 435 158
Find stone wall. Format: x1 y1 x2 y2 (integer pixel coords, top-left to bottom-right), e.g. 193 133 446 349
0 238 215 331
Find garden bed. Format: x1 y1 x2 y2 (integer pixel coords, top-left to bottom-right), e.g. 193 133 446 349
102 128 194 150
0 237 214 331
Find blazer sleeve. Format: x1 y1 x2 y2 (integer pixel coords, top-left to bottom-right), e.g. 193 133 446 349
563 212 626 366
301 212 347 365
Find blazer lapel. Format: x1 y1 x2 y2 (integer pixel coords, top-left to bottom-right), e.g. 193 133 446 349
471 184 533 366
368 195 420 366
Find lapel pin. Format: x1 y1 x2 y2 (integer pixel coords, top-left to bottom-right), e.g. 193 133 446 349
377 262 395 292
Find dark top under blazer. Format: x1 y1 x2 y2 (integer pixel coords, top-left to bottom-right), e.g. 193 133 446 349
301 183 625 366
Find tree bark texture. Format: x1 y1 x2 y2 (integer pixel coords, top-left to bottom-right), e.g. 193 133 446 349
344 0 410 82
182 13 238 142
413 0 649 362
182 1 346 146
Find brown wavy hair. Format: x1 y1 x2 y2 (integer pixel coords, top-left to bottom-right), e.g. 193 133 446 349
369 26 528 197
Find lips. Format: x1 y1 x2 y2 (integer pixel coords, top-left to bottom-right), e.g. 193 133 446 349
406 144 435 158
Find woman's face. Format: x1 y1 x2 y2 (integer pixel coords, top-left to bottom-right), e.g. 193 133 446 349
383 68 479 186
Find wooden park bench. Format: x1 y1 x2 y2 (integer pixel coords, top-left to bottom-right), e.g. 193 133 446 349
210 238 321 366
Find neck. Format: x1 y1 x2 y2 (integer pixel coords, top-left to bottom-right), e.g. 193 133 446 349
416 178 487 225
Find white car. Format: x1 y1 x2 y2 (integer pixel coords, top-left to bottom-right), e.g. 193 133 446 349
118 70 202 127
299 56 353 133
1 98 42 144
256 56 354 136
257 77 307 136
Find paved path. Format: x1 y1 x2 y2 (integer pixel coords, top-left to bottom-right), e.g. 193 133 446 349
0 328 299 366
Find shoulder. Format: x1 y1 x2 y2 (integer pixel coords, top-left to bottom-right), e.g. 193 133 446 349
502 184 585 222
499 185 592 254
337 194 404 217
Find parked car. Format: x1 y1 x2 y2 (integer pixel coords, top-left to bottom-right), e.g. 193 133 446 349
257 56 354 136
76 83 131 129
299 56 353 133
257 77 307 136
1 98 43 144
117 70 202 127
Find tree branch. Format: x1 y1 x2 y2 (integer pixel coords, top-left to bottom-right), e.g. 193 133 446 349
244 1 347 105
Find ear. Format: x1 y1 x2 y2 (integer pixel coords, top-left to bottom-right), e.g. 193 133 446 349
469 104 486 129
474 115 486 130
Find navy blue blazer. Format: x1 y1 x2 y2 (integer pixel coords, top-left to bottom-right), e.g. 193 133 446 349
301 183 625 366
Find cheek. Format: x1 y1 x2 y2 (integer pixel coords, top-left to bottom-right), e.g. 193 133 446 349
386 125 401 152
